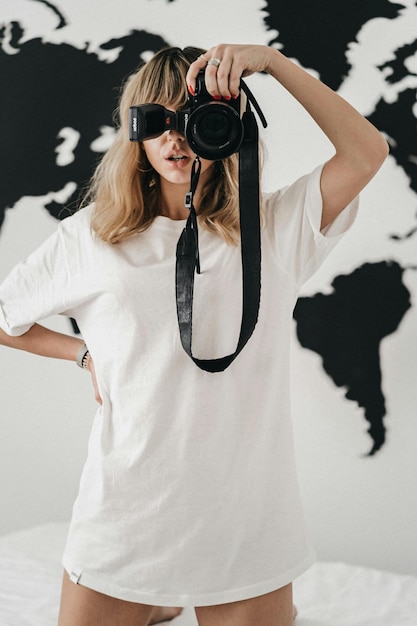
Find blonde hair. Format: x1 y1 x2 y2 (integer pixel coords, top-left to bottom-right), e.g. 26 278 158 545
84 46 240 245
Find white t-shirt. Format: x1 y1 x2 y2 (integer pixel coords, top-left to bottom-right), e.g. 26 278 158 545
0 165 358 607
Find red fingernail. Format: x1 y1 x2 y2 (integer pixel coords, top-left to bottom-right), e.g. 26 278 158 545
213 95 221 101
188 84 195 96
224 95 231 101
231 94 238 100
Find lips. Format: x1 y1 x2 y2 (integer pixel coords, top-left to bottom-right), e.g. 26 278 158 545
165 150 189 160
165 151 191 168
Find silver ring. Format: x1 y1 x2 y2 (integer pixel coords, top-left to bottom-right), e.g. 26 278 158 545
199 54 208 62
207 57 221 68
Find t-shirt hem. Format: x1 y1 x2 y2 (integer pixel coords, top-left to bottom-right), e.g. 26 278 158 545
0 305 33 336
306 164 360 243
63 551 315 607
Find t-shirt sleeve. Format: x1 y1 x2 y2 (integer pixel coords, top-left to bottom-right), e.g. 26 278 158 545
0 210 94 336
263 164 359 288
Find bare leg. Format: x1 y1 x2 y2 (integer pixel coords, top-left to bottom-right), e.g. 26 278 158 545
195 584 294 626
58 572 181 626
149 607 183 623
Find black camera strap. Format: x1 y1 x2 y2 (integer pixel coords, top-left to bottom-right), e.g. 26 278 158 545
175 101 261 373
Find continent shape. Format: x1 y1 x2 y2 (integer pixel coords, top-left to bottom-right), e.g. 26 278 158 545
293 262 412 455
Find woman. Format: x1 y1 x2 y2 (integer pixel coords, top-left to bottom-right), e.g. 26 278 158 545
0 44 388 625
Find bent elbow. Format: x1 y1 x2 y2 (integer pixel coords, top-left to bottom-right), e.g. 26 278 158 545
367 134 390 175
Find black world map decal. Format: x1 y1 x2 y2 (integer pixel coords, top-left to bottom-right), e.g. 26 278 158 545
293 262 412 455
1 0 416 455
0 20 169 225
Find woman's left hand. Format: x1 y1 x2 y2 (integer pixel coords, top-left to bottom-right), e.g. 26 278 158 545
86 355 102 405
186 44 272 101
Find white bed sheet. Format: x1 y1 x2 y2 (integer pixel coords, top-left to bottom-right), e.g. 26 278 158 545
0 523 416 625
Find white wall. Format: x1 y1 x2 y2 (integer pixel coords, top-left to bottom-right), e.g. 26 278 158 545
1 0 416 577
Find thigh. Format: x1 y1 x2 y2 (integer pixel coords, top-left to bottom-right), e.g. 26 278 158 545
195 584 293 626
58 571 155 626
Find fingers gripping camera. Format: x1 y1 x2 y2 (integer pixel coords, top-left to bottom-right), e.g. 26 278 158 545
129 71 244 160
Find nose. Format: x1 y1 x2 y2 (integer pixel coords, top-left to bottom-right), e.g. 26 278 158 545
168 128 185 142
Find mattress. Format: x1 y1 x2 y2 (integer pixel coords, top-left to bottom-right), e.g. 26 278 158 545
0 523 416 625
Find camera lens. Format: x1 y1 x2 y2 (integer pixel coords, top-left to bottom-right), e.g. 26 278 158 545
199 111 232 144
187 103 243 160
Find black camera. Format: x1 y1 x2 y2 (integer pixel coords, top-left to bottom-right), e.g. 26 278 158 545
129 71 244 160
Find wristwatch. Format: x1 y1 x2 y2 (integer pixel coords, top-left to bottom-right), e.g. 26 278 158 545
76 343 90 369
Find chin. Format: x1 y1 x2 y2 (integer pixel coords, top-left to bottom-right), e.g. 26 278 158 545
165 172 191 185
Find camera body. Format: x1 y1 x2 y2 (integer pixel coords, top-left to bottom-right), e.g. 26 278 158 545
129 71 244 160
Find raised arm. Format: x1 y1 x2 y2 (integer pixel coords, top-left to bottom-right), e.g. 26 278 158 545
187 44 389 229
